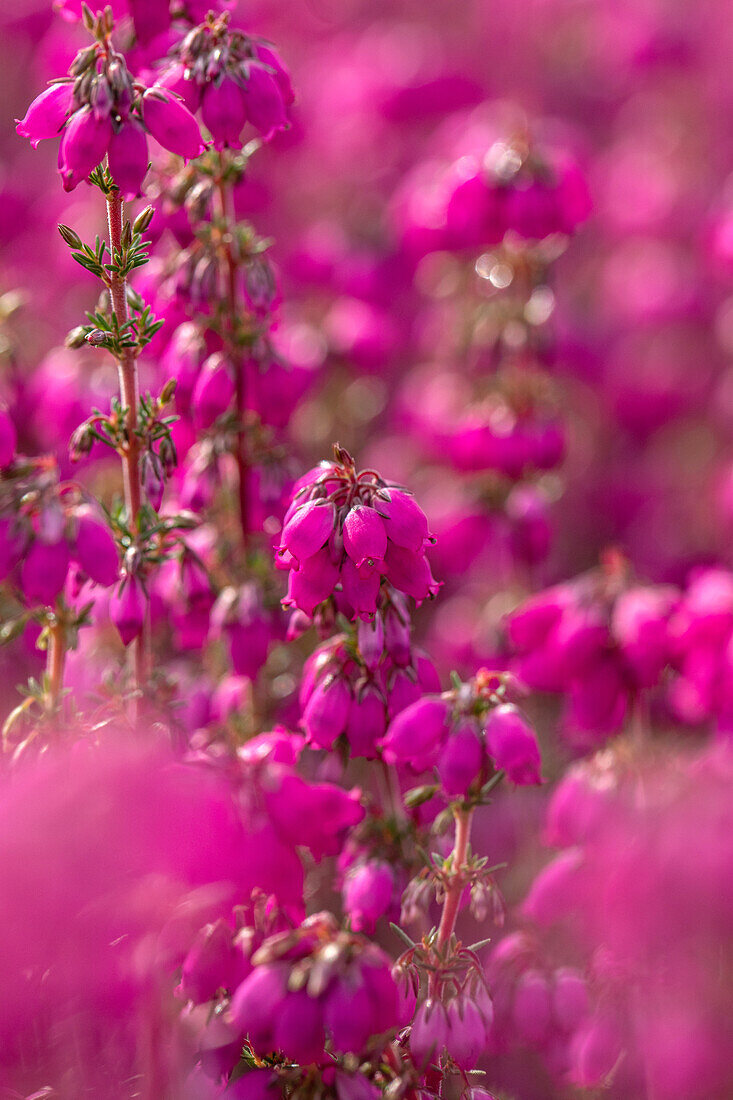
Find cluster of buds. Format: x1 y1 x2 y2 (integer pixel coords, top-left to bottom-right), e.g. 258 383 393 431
209 583 277 681
229 911 403 1065
15 6 203 195
156 10 293 148
278 446 440 621
399 124 591 256
485 932 596 1079
299 594 440 756
428 368 566 480
0 463 119 607
506 550 680 746
380 669 542 797
395 936 495 1072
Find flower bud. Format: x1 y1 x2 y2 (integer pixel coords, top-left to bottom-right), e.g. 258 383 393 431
111 574 145 646
375 488 432 552
343 504 388 571
201 77 248 150
410 998 449 1067
58 224 83 250
192 353 235 428
133 205 155 234
241 63 289 140
141 450 165 511
552 968 589 1032
512 969 552 1043
20 537 70 606
280 500 336 565
107 119 149 200
446 995 491 1068
71 505 119 587
357 615 384 669
230 962 288 1051
346 686 386 758
343 861 394 932
274 989 326 1064
179 919 247 1005
15 83 73 148
141 89 204 160
484 704 542 785
437 721 484 798
57 106 112 192
302 675 351 749
380 696 450 772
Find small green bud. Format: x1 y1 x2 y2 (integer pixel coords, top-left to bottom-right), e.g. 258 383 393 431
65 326 89 349
58 224 83 250
132 205 155 234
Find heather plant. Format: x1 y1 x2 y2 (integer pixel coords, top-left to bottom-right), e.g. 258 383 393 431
2 1 733 1099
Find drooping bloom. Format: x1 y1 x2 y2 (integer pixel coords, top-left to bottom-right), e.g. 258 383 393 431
277 446 439 621
17 39 203 193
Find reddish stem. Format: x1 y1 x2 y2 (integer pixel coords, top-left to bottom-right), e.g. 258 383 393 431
435 806 473 955
106 191 148 704
216 158 249 547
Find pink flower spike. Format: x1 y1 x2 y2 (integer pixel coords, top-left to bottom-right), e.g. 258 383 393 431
16 83 73 148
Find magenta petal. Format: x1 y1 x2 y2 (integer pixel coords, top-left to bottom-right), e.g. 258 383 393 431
107 120 149 200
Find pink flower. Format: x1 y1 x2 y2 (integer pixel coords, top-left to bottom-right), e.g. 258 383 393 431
380 696 451 772
141 89 205 160
302 675 352 749
343 504 388 570
71 505 119 587
241 62 289 140
15 82 73 148
57 106 113 192
485 704 542 785
280 500 336 565
342 860 395 932
107 118 150 199
110 574 146 646
192 353 235 428
201 77 248 150
20 536 70 605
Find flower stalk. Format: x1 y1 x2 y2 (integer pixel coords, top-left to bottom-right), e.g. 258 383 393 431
215 153 250 547
106 189 148 701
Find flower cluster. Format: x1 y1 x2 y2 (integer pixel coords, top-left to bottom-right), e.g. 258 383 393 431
381 669 542 796
278 446 440 620
157 11 293 147
230 912 403 1065
299 598 440 756
506 555 680 746
16 9 203 195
